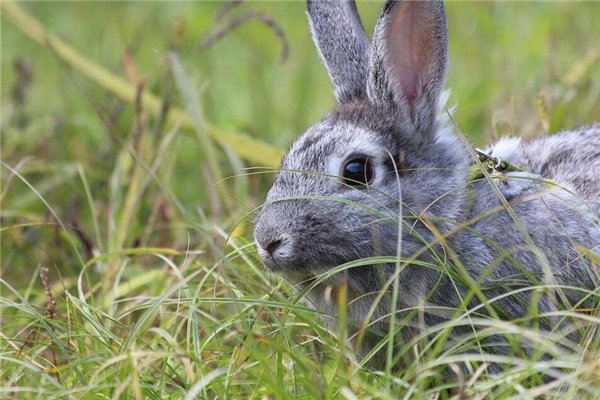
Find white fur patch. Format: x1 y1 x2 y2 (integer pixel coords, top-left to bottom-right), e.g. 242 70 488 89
487 137 522 161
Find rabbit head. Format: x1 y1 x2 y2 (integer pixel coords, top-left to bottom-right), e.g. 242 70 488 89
254 0 470 306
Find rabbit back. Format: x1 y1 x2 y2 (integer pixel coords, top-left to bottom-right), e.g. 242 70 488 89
490 124 600 214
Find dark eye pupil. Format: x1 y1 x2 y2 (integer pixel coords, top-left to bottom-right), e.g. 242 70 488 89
343 159 374 185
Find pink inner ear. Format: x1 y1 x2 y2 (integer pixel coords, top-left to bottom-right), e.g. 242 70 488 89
387 1 439 106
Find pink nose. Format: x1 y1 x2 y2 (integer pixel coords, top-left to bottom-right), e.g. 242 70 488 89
265 239 282 255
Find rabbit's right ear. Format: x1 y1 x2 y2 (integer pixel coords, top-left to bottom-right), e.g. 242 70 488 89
307 0 370 103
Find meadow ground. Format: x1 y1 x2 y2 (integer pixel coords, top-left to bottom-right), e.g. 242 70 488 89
1 1 600 398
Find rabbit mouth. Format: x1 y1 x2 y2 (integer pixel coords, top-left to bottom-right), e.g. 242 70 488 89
260 255 338 286
266 261 351 291
259 251 309 274
264 261 320 285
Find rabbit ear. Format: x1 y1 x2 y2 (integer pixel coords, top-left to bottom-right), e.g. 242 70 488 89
367 0 448 135
307 0 371 103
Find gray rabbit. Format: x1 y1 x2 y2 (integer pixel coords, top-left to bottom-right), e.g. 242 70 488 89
254 0 600 367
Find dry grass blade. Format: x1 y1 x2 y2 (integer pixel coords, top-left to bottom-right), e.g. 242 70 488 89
40 267 59 382
214 0 245 22
197 11 289 63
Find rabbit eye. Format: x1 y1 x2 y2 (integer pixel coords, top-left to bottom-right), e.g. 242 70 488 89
342 158 374 186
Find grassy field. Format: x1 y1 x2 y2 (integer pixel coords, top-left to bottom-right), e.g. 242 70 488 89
2 1 600 398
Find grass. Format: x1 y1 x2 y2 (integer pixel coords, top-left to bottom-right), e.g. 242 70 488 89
2 1 600 398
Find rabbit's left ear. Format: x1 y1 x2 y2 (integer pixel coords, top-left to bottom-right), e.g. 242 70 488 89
367 0 448 136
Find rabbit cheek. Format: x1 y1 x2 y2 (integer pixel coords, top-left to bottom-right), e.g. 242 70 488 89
254 199 374 279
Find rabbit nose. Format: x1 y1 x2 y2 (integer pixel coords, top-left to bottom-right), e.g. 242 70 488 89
264 239 282 255
256 230 287 256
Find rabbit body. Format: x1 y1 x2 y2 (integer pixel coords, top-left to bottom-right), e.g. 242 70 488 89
254 0 600 361
491 126 600 214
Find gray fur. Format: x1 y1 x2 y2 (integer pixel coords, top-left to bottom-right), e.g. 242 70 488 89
495 127 600 215
307 0 371 102
254 0 600 368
